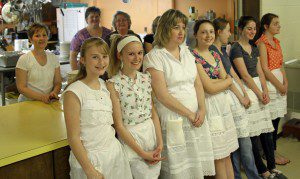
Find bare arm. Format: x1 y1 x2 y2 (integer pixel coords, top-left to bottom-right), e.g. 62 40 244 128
151 96 163 153
257 58 270 104
70 51 79 70
194 73 206 127
63 91 103 178
229 67 251 107
16 68 50 103
146 68 195 122
257 58 268 93
258 42 286 94
230 67 248 96
281 67 288 95
50 67 62 99
106 81 163 162
196 63 232 95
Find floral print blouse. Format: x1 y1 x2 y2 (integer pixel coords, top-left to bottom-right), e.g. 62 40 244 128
191 49 221 79
108 71 152 125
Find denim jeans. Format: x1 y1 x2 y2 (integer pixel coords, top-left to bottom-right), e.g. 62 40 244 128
251 132 276 174
231 137 260 179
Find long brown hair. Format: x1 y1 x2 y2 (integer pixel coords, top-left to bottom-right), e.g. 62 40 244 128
64 37 109 90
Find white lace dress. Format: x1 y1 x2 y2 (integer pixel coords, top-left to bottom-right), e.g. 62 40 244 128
225 80 250 138
108 71 161 179
144 45 215 178
62 79 132 179
243 77 274 137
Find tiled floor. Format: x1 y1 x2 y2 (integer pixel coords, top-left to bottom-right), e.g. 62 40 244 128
241 137 300 179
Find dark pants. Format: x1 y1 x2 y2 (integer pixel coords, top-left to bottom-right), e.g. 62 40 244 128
272 118 281 150
251 132 275 174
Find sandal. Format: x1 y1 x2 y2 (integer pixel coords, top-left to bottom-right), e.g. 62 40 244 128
260 173 278 179
271 169 288 179
275 152 290 165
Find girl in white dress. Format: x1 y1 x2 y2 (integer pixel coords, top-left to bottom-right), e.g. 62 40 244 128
106 35 164 179
16 23 62 103
190 19 239 179
62 37 132 179
144 9 215 179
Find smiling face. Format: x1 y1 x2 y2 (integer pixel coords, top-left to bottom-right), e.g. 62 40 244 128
266 17 281 35
81 45 109 77
30 28 48 50
168 21 186 46
115 14 129 32
218 23 231 44
241 20 257 40
119 41 144 72
86 12 100 27
195 22 215 48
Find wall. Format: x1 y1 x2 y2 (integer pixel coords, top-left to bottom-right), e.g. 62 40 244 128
174 0 234 21
73 0 234 34
78 0 173 34
261 0 300 61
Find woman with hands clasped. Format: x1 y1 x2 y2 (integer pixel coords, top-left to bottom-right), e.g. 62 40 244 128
211 18 260 179
143 9 215 179
16 23 62 103
106 35 164 179
229 16 279 179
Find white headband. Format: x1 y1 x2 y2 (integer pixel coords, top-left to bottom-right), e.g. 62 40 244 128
117 36 141 52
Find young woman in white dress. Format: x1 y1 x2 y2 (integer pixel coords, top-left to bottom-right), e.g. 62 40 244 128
62 38 132 179
190 19 239 179
106 35 164 179
143 9 215 179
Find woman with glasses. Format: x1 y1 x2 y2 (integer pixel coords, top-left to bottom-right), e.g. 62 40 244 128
104 11 141 47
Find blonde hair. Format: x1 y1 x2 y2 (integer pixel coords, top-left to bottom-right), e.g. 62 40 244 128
108 34 142 78
153 9 188 48
65 37 109 89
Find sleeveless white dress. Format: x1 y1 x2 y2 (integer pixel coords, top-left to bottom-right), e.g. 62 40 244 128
62 79 132 179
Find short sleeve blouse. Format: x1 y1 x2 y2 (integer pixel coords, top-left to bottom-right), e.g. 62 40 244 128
191 49 221 79
108 71 152 126
70 27 111 52
230 42 260 78
143 45 197 97
16 51 60 96
255 34 283 70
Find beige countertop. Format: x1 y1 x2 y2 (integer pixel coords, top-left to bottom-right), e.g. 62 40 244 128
0 101 68 167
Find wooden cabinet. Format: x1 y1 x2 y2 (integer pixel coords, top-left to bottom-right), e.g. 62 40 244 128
0 146 70 179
